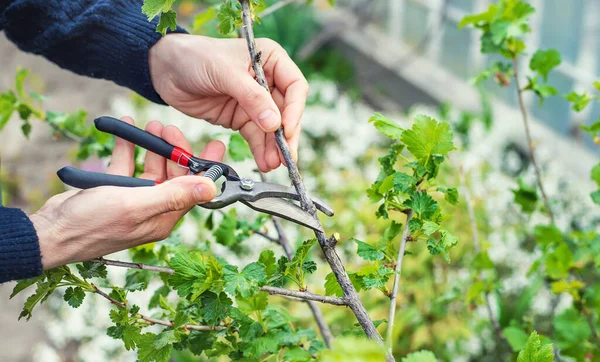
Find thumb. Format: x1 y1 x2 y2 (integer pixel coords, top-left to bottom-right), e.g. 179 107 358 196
229 73 281 132
137 175 217 217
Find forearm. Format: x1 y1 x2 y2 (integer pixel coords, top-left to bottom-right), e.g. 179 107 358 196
0 0 187 103
0 208 42 283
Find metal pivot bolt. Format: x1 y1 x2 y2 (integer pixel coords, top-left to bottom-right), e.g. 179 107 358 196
239 178 254 191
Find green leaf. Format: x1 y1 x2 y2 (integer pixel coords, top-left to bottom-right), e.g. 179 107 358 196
591 163 600 187
401 350 438 362
77 261 107 279
533 224 562 248
503 326 529 352
444 187 459 205
512 178 538 214
214 209 237 246
524 77 558 105
283 346 312 362
217 0 239 35
200 292 232 325
553 308 591 350
400 115 455 162
320 336 387 361
229 133 253 161
141 0 175 21
137 332 173 362
422 221 439 236
237 291 269 313
21 123 31 138
285 239 318 286
107 324 142 351
369 113 403 140
168 252 223 301
223 262 267 297
564 91 593 112
393 172 417 194
156 10 177 36
404 191 438 220
63 286 85 308
354 239 385 261
517 331 554 362
153 329 180 349
458 4 499 28
10 276 44 299
324 272 362 297
259 249 277 279
545 242 573 279
591 190 600 205
0 92 16 130
242 334 280 357
362 265 393 290
529 49 561 82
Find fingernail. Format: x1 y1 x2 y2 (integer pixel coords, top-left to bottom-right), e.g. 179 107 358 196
258 109 278 130
194 184 214 202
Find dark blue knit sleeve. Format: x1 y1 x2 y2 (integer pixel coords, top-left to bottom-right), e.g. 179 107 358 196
0 208 42 283
0 0 188 104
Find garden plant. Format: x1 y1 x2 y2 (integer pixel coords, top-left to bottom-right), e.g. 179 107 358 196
1 0 600 361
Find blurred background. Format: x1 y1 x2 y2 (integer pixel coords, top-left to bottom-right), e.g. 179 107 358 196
1 0 599 361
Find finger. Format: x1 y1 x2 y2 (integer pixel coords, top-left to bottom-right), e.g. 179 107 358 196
227 72 281 133
239 121 269 172
280 80 308 141
139 121 167 181
134 175 217 218
162 125 193 179
198 140 226 162
286 122 301 163
265 133 281 170
107 116 136 176
272 88 285 112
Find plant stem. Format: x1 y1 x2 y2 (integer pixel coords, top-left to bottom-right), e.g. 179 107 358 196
459 167 506 347
91 284 224 331
385 211 412 352
261 286 346 306
238 0 385 352
93 257 174 274
512 57 555 224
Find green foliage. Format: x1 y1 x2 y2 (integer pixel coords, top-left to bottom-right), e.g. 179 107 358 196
517 331 554 362
511 178 538 214
401 350 438 362
529 49 561 82
368 113 403 140
228 133 253 161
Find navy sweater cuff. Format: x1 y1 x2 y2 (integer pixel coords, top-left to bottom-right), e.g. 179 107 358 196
0 208 42 283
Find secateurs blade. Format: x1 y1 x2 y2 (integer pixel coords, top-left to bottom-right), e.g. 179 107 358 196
56 116 333 232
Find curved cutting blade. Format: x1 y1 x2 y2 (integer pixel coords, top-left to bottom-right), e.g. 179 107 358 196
242 198 323 232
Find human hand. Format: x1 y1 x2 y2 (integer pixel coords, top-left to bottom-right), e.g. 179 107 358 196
30 117 226 270
149 34 308 172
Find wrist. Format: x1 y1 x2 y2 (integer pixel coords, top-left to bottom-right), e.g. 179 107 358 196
30 213 65 270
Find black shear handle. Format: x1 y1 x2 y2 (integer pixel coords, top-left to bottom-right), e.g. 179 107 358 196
95 116 177 161
57 167 156 189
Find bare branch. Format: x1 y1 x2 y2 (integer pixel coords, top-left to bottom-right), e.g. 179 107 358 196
512 57 555 224
238 0 385 349
385 211 412 351
91 284 224 331
93 257 174 275
261 286 346 306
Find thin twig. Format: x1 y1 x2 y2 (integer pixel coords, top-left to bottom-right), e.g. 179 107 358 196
512 57 555 224
238 0 385 351
258 0 297 18
93 257 174 274
261 286 346 306
459 167 506 347
252 230 279 243
91 284 224 331
385 211 412 352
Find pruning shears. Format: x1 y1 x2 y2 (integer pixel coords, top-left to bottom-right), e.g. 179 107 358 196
56 116 333 232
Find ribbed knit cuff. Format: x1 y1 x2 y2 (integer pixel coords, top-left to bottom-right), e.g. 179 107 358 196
86 3 189 104
0 208 42 283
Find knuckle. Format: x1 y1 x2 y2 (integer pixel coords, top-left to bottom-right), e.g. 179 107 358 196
166 189 189 212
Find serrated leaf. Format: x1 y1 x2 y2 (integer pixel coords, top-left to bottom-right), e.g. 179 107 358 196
141 0 175 21
283 346 312 362
422 221 439 236
564 91 593 112
517 331 554 362
533 224 562 248
458 4 498 28
362 265 393 290
214 209 237 246
156 10 177 36
530 49 561 82
137 332 173 362
10 276 43 299
201 292 232 325
223 262 266 297
153 329 180 349
77 261 107 279
545 242 573 279
393 172 417 193
404 191 438 220
259 249 277 279
369 113 403 139
168 252 223 301
237 291 268 313
324 272 362 297
217 0 239 35
107 324 142 351
229 133 253 161
354 239 385 261
525 77 558 105
63 286 85 308
401 115 455 162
